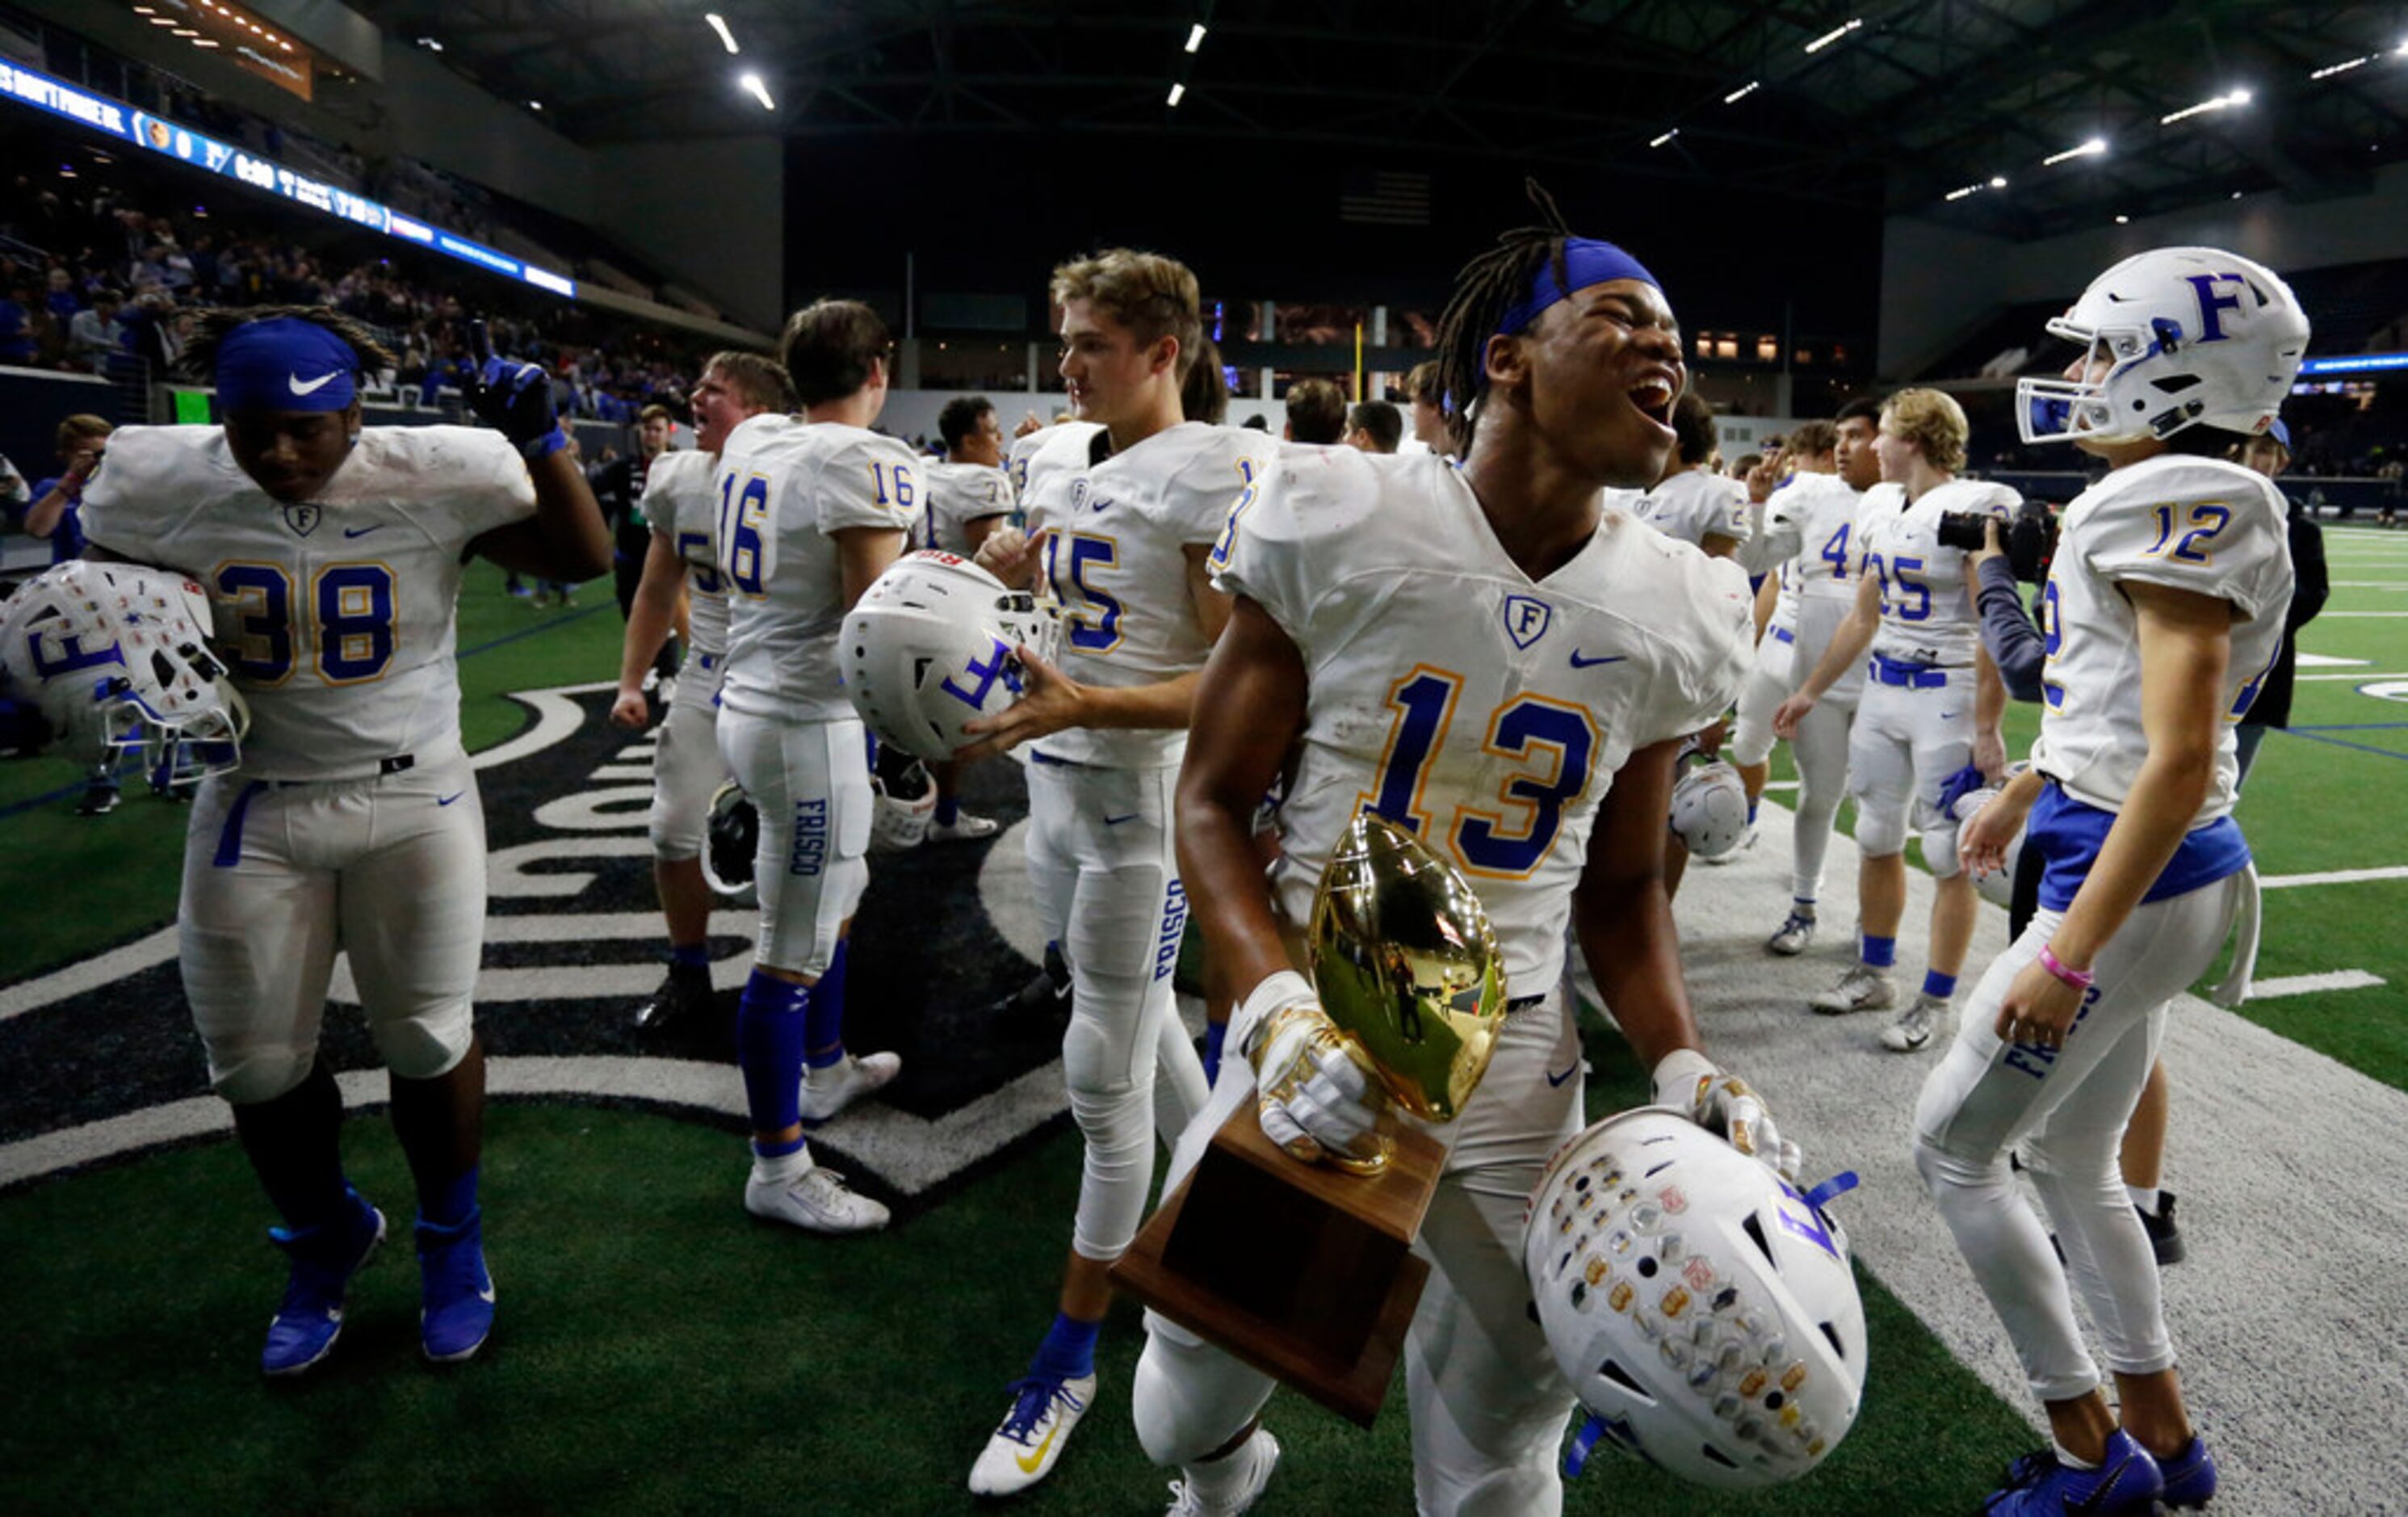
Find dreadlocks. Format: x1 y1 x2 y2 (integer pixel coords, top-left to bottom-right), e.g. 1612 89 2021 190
178 305 398 385
1431 179 1575 456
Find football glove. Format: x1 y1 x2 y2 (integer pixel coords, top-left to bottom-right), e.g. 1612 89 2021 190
1651 1048 1802 1184
1237 971 1391 1173
464 319 568 459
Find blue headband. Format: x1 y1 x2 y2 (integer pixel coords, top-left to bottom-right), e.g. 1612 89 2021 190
1493 237 1666 338
216 317 359 413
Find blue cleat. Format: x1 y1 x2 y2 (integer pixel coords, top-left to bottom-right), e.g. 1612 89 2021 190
262 1188 385 1377
1986 1430 2163 1516
415 1208 496 1364
2158 1435 2218 1510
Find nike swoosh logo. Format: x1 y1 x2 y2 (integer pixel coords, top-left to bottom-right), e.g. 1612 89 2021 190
438 792 466 806
1546 1060 1582 1087
478 1286 497 1304
1570 651 1626 669
343 525 382 538
1101 813 1138 826
1014 1417 1064 1474
288 371 337 396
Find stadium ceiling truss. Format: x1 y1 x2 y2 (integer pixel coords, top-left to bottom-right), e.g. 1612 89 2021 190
356 0 2408 239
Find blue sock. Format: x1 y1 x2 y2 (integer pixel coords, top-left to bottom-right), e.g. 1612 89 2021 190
1030 1311 1101 1382
670 941 709 972
422 1165 479 1229
1203 1022 1227 1087
1792 897 1817 918
738 969 812 1139
1923 969 1958 1001
1861 935 1897 969
1747 798 1760 824
804 940 849 1069
935 795 959 826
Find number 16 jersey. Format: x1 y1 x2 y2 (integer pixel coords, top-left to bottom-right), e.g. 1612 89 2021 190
1214 446 1753 998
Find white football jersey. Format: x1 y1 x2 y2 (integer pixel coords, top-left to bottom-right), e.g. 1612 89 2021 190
1761 472 1865 634
2031 454 2291 823
641 448 728 656
921 459 1013 554
1021 420 1277 767
1009 421 1101 499
1217 447 1752 998
1634 469 1749 549
715 414 918 723
1856 477 2018 667
80 424 534 781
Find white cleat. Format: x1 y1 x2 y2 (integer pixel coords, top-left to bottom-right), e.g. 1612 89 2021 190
1166 1427 1281 1515
744 1163 890 1233
1880 994 1953 1053
926 811 1001 843
1766 910 1817 956
967 1372 1097 1497
1810 963 1897 1015
799 1051 902 1124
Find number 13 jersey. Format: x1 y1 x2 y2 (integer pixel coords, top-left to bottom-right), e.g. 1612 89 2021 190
1214 447 1753 998
79 424 535 781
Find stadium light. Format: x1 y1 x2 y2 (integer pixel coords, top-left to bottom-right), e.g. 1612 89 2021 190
706 13 740 54
417 36 443 52
1990 174 2007 187
2116 214 2130 224
2043 137 2108 166
1723 80 1760 103
2162 89 2249 125
1650 128 1679 148
1185 23 1206 53
1804 18 1861 54
527 100 543 112
1167 82 1185 107
740 72 775 111
2310 55 2373 80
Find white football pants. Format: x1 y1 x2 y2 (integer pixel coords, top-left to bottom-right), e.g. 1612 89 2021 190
1027 758 1209 1264
1134 990 1586 1516
1848 669 1972 876
648 648 727 861
181 747 485 1104
718 710 870 977
1728 620 1858 905
1912 872 2242 1403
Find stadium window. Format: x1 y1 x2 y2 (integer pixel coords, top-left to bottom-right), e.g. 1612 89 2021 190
1694 334 1714 359
1756 334 1779 363
1714 334 1739 360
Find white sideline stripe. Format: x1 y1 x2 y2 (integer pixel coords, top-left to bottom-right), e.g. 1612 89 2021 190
2259 864 2408 889
2248 970 2386 998
471 682 615 771
0 925 178 1023
2296 670 2408 681
2326 582 2408 590
2293 653 2368 666
2317 611 2408 618
1760 780 1799 792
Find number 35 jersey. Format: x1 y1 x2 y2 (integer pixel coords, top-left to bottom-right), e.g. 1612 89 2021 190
1858 478 2018 668
2031 453 2291 825
79 423 535 781
715 414 920 724
1020 420 1277 768
1216 447 1753 998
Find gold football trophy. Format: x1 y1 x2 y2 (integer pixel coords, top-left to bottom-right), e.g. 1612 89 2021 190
1112 814 1508 1427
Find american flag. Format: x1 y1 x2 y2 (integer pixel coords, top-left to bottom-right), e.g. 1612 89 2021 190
1339 170 1432 226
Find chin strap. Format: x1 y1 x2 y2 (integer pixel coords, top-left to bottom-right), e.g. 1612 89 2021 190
1800 1170 1861 1215
1563 1414 1607 1479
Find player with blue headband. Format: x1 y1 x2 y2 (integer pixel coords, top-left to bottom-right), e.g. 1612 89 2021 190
73 305 609 1380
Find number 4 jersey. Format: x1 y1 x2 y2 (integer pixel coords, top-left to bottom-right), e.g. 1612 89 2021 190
1216 447 1753 998
79 424 535 781
1019 419 1277 768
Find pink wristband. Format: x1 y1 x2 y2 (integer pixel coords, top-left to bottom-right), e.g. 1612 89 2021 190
2037 944 2094 993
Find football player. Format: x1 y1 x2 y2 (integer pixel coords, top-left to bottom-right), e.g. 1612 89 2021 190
913 393 1017 843
609 352 797 1030
1134 198 1795 1516
1774 389 2016 1052
1726 405 1880 953
1919 246 2306 1515
77 306 610 1375
713 300 918 1234
1632 391 1749 558
953 249 1275 1498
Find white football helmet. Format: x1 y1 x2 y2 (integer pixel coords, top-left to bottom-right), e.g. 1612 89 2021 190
0 560 246 788
1949 784 2028 910
1525 1109 1867 1492
842 551 1055 763
2017 246 2309 447
869 744 936 852
1670 757 1749 859
701 780 758 898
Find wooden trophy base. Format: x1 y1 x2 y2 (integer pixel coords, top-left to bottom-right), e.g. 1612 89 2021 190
1110 1101 1446 1428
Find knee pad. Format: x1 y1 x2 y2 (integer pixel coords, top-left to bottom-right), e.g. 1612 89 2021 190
367 997 474 1081
1920 822 1965 878
648 788 707 861
212 1043 318 1107
1063 1010 1147 1107
1853 796 1908 859
1134 1313 1276 1468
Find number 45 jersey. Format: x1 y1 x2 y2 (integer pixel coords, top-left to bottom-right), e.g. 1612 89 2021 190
1019 419 1276 767
1215 447 1753 998
78 424 535 781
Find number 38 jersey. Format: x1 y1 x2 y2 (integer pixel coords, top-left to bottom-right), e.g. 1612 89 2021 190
79 423 535 781
1216 447 1753 998
1857 477 2019 668
1020 419 1277 768
640 448 728 657
2031 454 2292 824
715 414 919 723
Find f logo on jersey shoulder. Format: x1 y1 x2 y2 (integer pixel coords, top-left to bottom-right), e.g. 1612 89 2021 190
281 503 322 538
1502 595 1553 650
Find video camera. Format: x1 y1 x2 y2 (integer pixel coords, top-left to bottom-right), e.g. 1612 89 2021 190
1935 500 2061 583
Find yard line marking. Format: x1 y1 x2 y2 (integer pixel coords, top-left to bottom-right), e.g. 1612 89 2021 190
2295 653 2370 666
2316 611 2408 618
2297 670 2408 681
2249 970 2386 999
2261 865 2408 889
2326 582 2408 590
1761 780 1799 792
